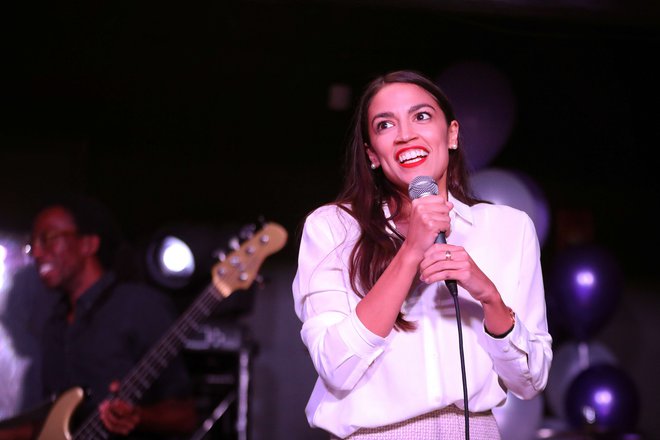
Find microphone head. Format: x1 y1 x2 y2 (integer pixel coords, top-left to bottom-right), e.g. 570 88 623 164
408 176 438 200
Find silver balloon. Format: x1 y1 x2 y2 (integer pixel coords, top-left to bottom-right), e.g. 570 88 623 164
470 167 550 246
492 391 544 440
513 170 551 247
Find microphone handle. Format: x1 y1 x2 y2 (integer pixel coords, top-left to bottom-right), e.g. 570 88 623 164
435 231 458 296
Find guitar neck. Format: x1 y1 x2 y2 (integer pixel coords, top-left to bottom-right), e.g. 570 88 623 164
73 284 223 439
70 222 287 440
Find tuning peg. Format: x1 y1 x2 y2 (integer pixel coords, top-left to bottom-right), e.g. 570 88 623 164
212 249 227 262
238 224 257 241
228 236 240 251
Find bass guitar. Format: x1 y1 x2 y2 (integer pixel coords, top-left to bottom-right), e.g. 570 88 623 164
34 222 287 440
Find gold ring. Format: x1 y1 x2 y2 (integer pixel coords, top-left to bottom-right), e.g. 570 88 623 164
445 250 452 261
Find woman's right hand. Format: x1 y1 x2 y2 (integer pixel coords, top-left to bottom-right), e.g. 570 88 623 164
404 195 453 257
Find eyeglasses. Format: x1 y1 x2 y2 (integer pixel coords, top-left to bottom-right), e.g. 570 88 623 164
25 230 78 255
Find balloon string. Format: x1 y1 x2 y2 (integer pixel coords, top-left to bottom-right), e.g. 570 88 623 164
577 341 590 370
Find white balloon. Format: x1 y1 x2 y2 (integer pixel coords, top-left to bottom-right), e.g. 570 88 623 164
493 392 544 440
470 168 550 246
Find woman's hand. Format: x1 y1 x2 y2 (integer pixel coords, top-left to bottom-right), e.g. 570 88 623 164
404 195 453 259
418 244 499 304
419 244 516 335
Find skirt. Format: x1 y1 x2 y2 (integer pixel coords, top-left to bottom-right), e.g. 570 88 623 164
330 405 501 440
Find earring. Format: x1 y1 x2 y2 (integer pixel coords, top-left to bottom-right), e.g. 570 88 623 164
449 144 458 150
370 163 377 170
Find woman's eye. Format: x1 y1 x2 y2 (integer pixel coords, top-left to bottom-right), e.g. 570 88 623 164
376 121 393 131
415 112 431 121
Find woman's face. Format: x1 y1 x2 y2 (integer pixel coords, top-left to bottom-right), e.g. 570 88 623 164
365 82 459 194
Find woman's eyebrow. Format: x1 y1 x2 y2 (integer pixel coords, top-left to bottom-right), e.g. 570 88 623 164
371 103 436 125
408 103 435 113
371 111 394 122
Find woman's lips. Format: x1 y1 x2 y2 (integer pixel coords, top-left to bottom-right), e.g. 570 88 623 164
396 147 429 168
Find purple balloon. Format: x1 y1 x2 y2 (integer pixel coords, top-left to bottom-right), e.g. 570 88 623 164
545 341 618 421
547 244 624 341
436 61 516 171
565 365 640 433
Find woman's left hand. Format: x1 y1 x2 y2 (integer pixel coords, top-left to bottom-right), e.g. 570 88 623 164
418 244 498 303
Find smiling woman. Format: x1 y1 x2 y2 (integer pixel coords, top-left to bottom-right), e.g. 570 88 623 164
291 70 553 440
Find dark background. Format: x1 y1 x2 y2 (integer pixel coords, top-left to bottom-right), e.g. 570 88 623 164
2 0 660 277
2 1 660 437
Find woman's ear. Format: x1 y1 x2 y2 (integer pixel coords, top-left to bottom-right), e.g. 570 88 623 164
365 144 380 168
448 120 460 147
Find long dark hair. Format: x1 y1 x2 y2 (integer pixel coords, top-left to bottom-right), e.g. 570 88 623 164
336 70 485 331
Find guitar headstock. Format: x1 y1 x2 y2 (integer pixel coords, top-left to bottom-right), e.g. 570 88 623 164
211 222 287 297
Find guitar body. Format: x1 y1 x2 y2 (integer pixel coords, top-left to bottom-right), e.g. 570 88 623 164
36 387 84 440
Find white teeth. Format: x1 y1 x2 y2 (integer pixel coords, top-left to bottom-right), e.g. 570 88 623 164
398 149 428 163
39 263 53 276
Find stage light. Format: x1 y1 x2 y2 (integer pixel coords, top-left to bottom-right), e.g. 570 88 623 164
0 245 7 291
145 224 220 291
0 230 35 418
158 236 195 278
0 232 31 294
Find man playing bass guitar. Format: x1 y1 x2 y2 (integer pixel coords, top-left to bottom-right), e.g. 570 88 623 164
0 194 198 439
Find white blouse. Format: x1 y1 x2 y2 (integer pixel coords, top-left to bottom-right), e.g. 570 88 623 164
292 194 553 439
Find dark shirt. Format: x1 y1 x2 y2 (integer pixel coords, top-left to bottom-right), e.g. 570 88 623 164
41 272 192 439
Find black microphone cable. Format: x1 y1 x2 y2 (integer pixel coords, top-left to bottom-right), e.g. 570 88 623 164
450 282 470 440
408 176 470 440
437 234 469 440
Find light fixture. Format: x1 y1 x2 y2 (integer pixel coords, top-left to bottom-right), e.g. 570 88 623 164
155 236 196 279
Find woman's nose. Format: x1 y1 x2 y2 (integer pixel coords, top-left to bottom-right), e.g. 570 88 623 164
395 122 417 143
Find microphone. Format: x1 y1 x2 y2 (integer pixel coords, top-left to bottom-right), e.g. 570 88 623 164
407 176 458 296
